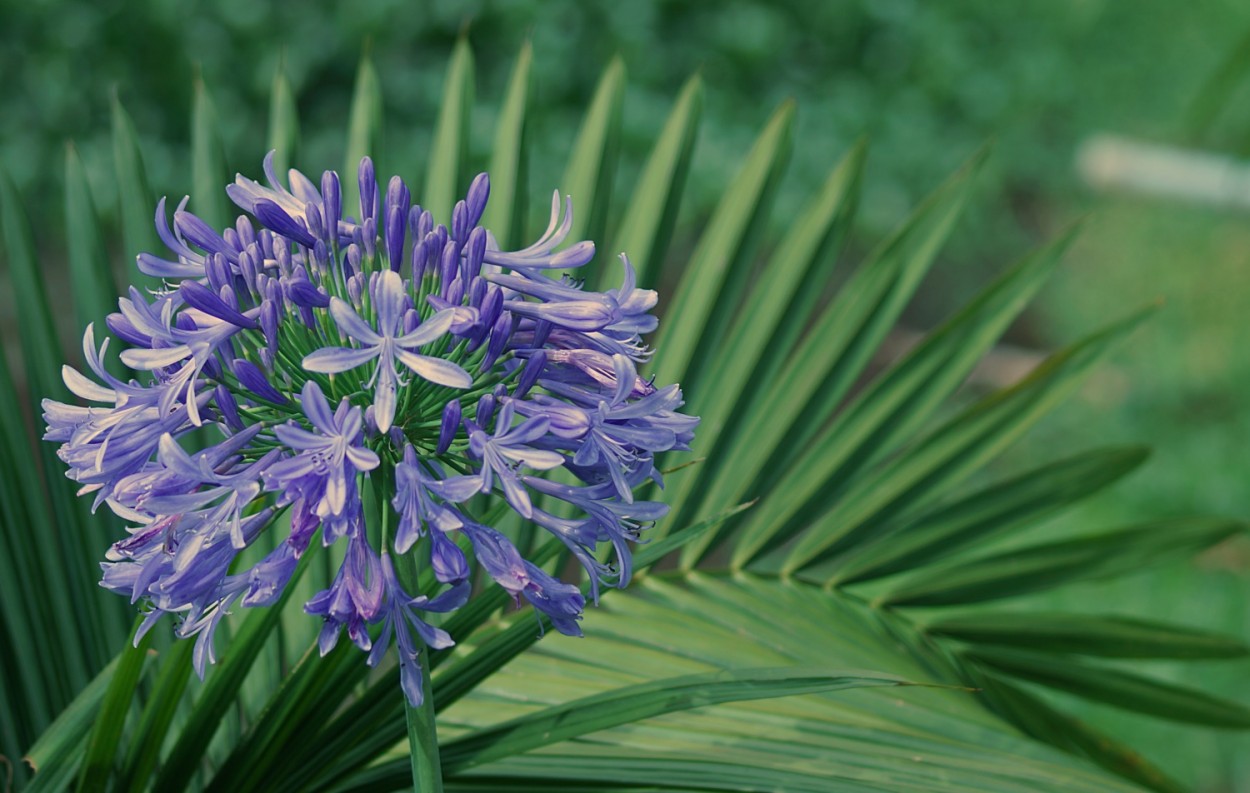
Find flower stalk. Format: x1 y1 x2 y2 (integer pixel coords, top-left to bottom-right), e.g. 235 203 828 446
406 638 443 791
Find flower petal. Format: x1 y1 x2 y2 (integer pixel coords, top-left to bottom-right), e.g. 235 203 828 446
328 297 381 346
395 350 472 388
303 345 379 374
396 307 455 349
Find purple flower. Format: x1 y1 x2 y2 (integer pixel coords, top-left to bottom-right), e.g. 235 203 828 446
42 154 696 708
391 445 473 555
305 531 384 654
367 553 469 706
303 270 472 433
459 400 564 518
263 381 380 531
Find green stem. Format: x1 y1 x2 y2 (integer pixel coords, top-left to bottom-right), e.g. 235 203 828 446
376 459 444 791
405 647 444 792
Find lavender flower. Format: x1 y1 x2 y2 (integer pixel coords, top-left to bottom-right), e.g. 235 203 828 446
42 153 697 706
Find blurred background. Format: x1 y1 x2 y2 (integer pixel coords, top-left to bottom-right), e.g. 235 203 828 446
3 0 1250 788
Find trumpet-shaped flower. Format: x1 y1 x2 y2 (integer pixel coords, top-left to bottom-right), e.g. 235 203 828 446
41 154 697 706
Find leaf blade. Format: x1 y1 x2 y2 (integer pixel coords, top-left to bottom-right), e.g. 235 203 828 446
969 647 1250 727
481 40 532 251
559 56 626 247
267 60 300 175
191 74 229 229
424 37 475 223
775 303 1155 574
882 517 1245 607
929 612 1250 659
605 72 702 287
343 53 383 219
832 445 1151 585
648 100 794 393
441 667 912 771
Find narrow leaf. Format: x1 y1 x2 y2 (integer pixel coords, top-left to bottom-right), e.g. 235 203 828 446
64 142 121 337
204 641 359 793
343 53 383 219
1 168 67 405
671 140 864 562
739 181 1064 567
682 148 985 553
883 517 1245 607
649 100 794 393
0 347 65 729
153 543 314 792
559 56 626 247
1 167 103 681
440 668 911 771
833 446 1150 585
117 639 195 792
607 73 703 287
267 60 300 175
774 303 1155 574
969 667 1186 793
969 647 1250 727
110 93 162 291
23 657 124 793
929 612 1250 659
482 40 531 251
192 74 229 229
75 620 153 793
424 37 475 223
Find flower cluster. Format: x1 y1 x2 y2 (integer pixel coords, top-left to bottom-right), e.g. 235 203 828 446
43 153 696 705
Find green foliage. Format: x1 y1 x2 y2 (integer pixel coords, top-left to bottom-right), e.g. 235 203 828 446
2 39 1247 793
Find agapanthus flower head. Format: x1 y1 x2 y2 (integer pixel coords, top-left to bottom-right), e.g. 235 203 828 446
43 151 696 704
